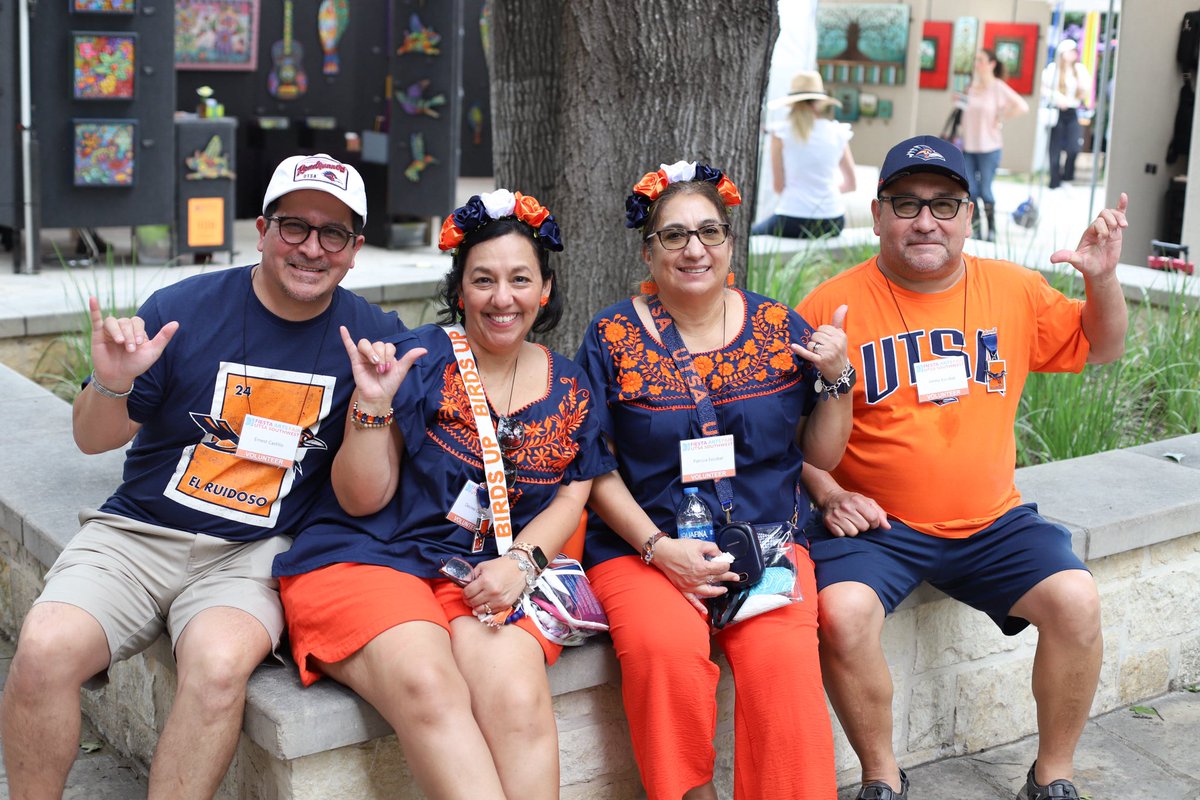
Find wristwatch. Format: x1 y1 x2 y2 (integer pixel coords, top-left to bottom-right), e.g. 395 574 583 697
815 363 857 400
509 541 548 573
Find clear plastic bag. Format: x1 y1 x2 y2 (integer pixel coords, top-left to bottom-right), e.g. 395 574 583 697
708 521 801 630
520 555 609 646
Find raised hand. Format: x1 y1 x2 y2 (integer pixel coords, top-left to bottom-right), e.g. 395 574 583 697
88 296 178 393
791 304 850 382
338 325 426 406
1050 192 1129 280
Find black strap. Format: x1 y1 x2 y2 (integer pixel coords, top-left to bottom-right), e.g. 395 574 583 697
646 295 735 521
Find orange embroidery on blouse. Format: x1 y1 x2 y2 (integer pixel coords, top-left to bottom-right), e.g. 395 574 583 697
597 299 806 406
433 363 590 484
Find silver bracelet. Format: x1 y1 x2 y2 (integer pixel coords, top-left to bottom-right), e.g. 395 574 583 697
504 550 539 595
89 372 134 400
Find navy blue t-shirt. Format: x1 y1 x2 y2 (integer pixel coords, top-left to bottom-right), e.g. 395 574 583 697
98 266 405 542
575 290 819 568
274 324 617 578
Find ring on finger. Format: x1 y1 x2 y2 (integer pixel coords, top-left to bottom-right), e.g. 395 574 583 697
812 342 821 352
481 602 493 615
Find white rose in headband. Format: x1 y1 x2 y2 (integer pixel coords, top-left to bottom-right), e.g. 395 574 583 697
479 189 516 220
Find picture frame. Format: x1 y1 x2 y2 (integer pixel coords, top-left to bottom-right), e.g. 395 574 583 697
70 0 136 14
833 86 860 122
816 3 911 86
71 32 136 100
858 92 879 117
920 20 952 90
73 119 136 187
175 0 260 71
877 99 893 119
983 22 1040 95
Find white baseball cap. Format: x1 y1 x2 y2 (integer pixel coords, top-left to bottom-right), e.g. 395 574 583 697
262 153 367 224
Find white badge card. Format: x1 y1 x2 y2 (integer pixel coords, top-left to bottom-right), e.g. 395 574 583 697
913 357 970 403
448 480 484 532
680 435 737 483
234 414 302 468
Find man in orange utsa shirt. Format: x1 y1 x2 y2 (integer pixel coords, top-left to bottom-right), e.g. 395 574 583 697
798 135 1128 800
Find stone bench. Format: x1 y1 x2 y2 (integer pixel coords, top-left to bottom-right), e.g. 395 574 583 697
3 360 1200 796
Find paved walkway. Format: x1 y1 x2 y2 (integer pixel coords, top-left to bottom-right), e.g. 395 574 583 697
3 625 1197 799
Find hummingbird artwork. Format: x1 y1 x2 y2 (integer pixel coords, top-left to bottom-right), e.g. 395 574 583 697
404 133 437 182
396 80 446 119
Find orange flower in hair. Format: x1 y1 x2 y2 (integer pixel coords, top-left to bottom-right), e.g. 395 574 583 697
631 170 670 202
513 192 550 228
625 160 741 229
438 215 465 251
715 175 743 207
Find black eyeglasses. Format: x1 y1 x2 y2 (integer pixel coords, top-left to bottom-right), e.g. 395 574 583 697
268 216 356 253
645 223 730 251
879 196 969 220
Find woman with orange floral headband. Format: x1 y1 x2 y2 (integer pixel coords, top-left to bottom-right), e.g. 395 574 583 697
577 161 851 798
275 189 614 799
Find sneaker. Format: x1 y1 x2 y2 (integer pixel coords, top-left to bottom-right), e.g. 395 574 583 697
1016 761 1080 799
856 768 909 800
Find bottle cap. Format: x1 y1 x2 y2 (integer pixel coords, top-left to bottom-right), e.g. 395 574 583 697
684 486 698 494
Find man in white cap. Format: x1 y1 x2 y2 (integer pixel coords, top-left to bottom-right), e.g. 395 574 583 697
798 136 1129 800
1 154 407 798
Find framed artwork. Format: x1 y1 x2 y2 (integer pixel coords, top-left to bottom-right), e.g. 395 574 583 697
175 0 260 71
817 4 910 86
858 92 879 117
877 99 893 119
951 17 978 92
983 22 1040 95
71 0 135 14
72 32 136 100
73 119 136 187
920 20 952 90
833 86 860 122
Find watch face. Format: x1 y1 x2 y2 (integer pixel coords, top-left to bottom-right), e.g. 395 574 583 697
529 546 549 571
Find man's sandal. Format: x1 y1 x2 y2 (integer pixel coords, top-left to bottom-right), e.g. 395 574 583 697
855 768 909 800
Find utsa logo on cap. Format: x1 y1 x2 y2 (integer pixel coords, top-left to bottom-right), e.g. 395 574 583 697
262 152 368 222
906 145 947 163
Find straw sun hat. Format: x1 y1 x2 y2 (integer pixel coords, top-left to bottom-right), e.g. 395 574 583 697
767 71 843 110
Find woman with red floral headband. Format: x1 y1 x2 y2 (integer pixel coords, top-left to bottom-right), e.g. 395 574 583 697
275 190 614 799
576 161 851 799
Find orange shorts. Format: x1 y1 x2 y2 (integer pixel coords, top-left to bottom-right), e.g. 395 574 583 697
280 562 561 686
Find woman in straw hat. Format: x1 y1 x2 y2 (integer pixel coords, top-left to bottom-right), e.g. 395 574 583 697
752 70 857 239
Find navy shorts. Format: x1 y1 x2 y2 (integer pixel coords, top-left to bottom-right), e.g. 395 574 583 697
807 503 1088 635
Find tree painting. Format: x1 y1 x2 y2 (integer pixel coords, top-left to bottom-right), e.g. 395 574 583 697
817 4 909 64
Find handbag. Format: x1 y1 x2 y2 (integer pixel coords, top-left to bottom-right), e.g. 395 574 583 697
520 555 609 646
441 326 608 643
646 296 803 629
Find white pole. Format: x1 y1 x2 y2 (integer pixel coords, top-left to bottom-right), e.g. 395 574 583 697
17 0 37 273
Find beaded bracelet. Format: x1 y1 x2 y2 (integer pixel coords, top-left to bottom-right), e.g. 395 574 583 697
350 400 395 429
641 531 669 565
89 372 134 400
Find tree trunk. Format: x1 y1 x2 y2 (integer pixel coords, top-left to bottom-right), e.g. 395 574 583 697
491 0 779 354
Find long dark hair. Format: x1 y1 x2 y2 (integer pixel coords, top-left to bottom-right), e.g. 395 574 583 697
436 218 563 334
981 48 1006 79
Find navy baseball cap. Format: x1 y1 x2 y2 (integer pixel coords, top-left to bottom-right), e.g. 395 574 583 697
877 135 970 195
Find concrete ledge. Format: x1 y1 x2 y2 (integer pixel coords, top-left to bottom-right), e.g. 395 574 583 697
2 360 1200 796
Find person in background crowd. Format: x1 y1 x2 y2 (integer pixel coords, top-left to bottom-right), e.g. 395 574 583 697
1043 39 1093 190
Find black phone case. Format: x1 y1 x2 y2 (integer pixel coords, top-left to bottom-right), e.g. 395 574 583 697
715 521 765 588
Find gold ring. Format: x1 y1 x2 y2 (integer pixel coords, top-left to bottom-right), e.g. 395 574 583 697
481 602 493 615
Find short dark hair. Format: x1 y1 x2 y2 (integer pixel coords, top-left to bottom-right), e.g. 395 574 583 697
263 199 364 235
639 180 734 257
436 218 563 335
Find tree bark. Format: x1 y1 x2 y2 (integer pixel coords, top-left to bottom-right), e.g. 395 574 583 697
491 0 779 353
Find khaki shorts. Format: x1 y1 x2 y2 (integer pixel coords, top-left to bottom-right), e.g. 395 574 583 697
37 510 290 679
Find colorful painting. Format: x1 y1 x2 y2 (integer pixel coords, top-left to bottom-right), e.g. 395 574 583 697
71 0 135 14
951 17 978 92
73 119 135 187
175 0 259 71
396 80 446 118
858 92 878 117
818 4 909 85
983 22 1040 95
920 20 952 90
72 33 135 100
403 132 437 181
398 12 440 55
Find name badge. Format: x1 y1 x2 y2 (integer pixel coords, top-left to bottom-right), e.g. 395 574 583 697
913 358 970 403
680 434 736 483
234 414 301 468
448 480 485 533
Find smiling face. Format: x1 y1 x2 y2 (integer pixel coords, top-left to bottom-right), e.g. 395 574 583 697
642 191 732 304
872 172 972 292
255 189 363 320
460 231 551 357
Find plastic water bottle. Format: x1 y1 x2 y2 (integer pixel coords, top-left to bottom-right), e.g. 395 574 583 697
676 487 714 542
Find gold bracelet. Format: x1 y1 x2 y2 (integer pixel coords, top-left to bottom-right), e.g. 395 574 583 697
350 400 394 429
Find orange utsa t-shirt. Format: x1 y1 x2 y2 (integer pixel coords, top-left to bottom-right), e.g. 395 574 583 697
797 254 1089 538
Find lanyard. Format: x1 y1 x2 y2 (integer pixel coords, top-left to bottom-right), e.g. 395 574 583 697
441 325 513 554
646 295 736 523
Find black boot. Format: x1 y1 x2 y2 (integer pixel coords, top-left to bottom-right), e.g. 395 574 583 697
985 203 996 242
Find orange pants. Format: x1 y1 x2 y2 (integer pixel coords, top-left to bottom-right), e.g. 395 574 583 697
587 550 835 800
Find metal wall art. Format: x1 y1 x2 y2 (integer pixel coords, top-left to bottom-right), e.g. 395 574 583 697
72 32 136 100
73 119 136 186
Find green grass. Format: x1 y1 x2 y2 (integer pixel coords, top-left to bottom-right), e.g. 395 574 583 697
746 242 1200 467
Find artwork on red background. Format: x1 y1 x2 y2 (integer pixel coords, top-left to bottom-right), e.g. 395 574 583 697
982 22 1040 95
72 32 136 100
920 20 952 90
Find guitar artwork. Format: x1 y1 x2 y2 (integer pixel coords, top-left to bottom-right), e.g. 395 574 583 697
268 0 307 100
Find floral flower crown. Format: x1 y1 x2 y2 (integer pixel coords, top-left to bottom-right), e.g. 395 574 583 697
624 160 742 229
438 189 563 252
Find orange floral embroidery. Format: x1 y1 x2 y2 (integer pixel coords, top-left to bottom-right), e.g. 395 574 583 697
621 371 644 394
718 361 734 376
770 352 793 371
692 355 714 378
604 320 628 343
764 305 788 326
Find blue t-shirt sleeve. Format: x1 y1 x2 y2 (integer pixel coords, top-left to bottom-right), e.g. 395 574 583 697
124 293 170 423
